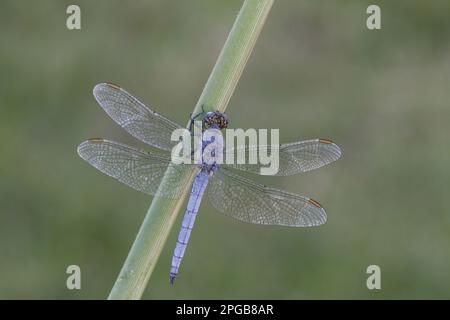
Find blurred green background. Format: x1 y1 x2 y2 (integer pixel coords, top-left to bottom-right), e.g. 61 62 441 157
1 0 449 299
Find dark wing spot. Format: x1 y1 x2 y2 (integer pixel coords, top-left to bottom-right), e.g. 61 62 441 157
88 138 104 144
106 82 121 90
308 198 323 208
319 139 333 144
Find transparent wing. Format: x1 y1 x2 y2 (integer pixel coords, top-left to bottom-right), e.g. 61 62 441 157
207 167 327 227
93 83 182 151
77 139 195 198
224 139 341 176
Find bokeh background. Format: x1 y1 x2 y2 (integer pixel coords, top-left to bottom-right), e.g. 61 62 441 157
1 0 449 299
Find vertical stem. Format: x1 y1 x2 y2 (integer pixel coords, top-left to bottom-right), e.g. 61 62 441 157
108 0 274 300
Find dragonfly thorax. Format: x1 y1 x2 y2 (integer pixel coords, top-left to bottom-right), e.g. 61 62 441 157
199 133 222 173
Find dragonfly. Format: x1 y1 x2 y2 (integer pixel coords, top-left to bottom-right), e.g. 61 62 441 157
77 83 342 284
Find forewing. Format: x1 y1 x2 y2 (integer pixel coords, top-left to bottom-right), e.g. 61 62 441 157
93 83 182 151
77 139 194 198
225 139 341 176
207 167 327 227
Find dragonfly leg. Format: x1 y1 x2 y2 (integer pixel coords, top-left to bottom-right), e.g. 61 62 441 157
189 105 206 134
188 113 194 133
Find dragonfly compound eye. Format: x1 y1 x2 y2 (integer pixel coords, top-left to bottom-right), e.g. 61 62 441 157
203 111 229 129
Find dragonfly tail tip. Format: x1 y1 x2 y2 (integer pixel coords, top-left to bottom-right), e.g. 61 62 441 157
169 273 177 285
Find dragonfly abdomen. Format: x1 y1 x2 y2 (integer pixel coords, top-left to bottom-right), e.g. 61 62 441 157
170 169 209 284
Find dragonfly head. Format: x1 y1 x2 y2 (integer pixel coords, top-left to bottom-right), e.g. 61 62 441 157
203 111 229 130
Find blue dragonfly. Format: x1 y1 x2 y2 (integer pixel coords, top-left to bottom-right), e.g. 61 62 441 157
77 83 342 284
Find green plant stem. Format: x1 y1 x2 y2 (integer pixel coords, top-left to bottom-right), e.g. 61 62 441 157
108 0 274 300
